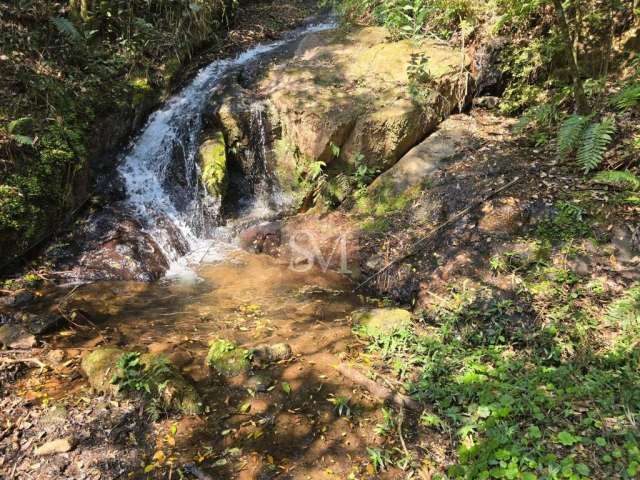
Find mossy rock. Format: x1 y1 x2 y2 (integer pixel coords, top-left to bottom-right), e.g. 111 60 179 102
206 339 251 376
81 347 203 415
138 353 203 415
352 308 412 337
81 347 125 395
199 131 228 197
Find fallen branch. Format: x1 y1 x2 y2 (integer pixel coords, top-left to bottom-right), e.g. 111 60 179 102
0 357 47 369
354 176 522 292
397 404 409 457
334 362 421 412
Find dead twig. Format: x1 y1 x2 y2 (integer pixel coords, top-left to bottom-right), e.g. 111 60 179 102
397 404 410 457
0 357 47 369
354 176 522 292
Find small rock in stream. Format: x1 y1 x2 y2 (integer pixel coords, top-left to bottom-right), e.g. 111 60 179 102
251 343 293 366
0 323 37 349
0 291 35 308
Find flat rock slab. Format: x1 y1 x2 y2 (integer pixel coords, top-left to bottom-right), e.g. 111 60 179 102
34 437 75 456
368 114 479 198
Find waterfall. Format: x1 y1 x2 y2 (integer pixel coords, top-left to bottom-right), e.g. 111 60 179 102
117 22 334 275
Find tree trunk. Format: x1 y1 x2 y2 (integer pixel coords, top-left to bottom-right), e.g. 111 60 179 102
552 0 590 114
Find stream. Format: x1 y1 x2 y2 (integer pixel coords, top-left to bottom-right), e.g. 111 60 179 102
8 19 384 478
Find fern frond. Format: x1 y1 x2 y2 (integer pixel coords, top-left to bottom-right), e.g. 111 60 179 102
11 134 34 146
592 170 640 191
557 114 590 159
576 117 616 174
50 16 83 44
611 83 640 111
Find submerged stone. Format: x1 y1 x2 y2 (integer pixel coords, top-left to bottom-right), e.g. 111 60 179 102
206 339 251 376
0 323 37 349
251 343 293 366
352 308 412 337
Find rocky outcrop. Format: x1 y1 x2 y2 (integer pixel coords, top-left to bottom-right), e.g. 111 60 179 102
212 26 469 198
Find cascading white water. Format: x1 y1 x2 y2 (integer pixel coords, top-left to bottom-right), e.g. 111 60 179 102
117 22 334 276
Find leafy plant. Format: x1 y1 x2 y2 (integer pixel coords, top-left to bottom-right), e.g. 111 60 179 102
576 117 617 174
557 115 616 173
374 407 396 436
367 447 391 472
328 395 352 417
606 285 640 330
592 170 640 191
611 83 640 111
557 114 592 159
111 352 173 420
50 16 84 44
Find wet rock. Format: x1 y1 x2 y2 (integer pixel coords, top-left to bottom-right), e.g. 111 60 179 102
24 313 65 335
472 36 509 96
473 96 500 109
0 291 35 308
52 208 177 282
199 130 228 197
81 347 202 414
352 308 412 337
0 323 37 349
147 342 194 369
239 221 282 255
46 349 67 366
206 339 251 376
251 343 292 366
33 437 75 456
246 374 273 393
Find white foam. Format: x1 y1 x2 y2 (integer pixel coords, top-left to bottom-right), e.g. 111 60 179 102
117 22 335 278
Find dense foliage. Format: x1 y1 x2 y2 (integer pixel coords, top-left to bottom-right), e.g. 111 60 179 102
0 0 238 262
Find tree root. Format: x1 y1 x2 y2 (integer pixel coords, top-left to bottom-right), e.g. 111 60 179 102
334 362 421 412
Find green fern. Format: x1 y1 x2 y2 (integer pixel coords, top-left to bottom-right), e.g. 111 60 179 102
50 16 83 44
576 117 616 174
592 170 640 191
12 134 34 146
606 285 640 331
557 114 591 159
611 83 640 111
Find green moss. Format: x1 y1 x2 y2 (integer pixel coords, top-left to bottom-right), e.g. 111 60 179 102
130 77 157 108
82 348 202 415
353 308 412 338
206 339 251 376
199 131 228 197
